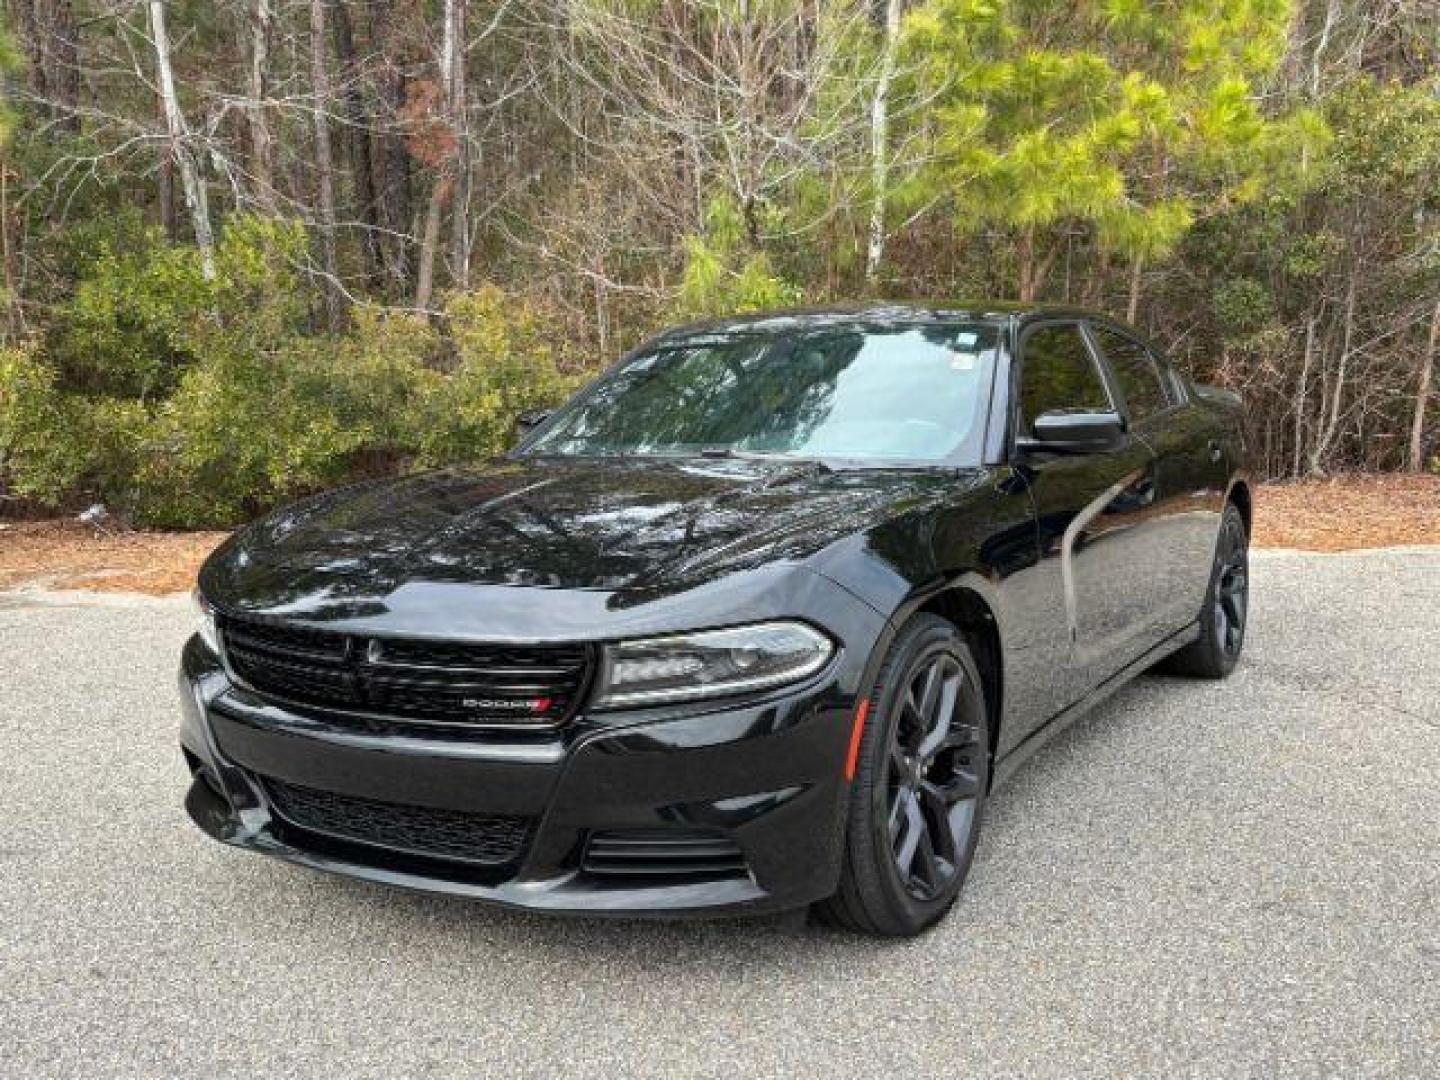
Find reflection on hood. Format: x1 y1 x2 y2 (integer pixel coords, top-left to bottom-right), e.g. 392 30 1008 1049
201 458 982 614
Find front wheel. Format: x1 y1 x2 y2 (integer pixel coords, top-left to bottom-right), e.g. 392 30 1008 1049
1163 503 1249 679
815 615 989 937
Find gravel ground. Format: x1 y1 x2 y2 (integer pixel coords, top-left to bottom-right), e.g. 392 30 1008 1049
1 549 1437 1078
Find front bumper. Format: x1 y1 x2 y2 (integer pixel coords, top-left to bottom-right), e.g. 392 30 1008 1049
178 631 868 917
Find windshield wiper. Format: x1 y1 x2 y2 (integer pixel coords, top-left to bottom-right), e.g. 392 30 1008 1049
694 446 833 473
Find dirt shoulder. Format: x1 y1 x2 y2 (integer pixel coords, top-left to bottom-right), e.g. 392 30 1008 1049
2 474 1436 596
1252 473 1440 552
0 521 230 596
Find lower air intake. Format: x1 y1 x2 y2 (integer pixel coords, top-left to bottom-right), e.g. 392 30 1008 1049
582 829 748 879
263 777 530 866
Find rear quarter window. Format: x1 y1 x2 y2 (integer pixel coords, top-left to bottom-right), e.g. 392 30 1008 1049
1090 325 1172 421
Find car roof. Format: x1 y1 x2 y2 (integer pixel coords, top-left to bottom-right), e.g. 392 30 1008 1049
651 302 1119 343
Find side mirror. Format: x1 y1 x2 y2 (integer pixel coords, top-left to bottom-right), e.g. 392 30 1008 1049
514 409 552 439
1015 409 1126 456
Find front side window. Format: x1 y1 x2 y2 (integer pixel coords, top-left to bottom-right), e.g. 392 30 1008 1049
1017 324 1111 432
525 323 1000 465
1091 326 1172 421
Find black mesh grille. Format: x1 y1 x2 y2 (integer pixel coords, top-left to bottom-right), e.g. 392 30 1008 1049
221 616 590 730
582 829 749 879
263 777 531 866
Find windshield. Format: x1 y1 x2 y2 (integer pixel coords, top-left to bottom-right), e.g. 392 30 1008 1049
525 322 999 465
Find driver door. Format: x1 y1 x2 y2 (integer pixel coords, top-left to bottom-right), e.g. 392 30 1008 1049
1012 321 1165 719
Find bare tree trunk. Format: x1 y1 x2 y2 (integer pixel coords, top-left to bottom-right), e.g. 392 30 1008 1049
1082 241 1106 307
1293 311 1318 478
371 1 414 290
1015 227 1059 302
1311 273 1358 473
14 0 80 131
1311 0 1339 97
281 22 307 210
445 0 471 291
415 176 451 311
148 0 215 278
309 0 342 326
333 1 384 283
593 270 607 354
248 0 276 209
1126 254 1143 323
51 0 81 134
1 163 26 338
416 0 466 308
14 1 48 109
863 0 902 286
1408 297 1439 471
1017 227 1034 302
157 92 179 241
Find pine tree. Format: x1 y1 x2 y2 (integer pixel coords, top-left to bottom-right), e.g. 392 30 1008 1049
900 0 1315 307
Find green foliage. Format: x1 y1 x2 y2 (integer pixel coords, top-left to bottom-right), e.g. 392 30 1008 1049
0 348 147 505
44 217 309 399
1 254 582 525
1170 71 1440 474
415 287 578 466
1324 78 1440 201
0 20 18 147
677 197 803 318
900 0 1310 293
1212 278 1275 336
136 346 374 527
0 348 82 501
46 236 211 399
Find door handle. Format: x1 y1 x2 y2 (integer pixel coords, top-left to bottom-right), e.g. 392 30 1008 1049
1207 439 1224 463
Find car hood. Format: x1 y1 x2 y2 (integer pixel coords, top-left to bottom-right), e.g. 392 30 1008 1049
201 458 982 630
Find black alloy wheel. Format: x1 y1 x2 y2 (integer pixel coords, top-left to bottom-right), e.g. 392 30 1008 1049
886 649 984 900
1164 502 1249 678
817 614 989 936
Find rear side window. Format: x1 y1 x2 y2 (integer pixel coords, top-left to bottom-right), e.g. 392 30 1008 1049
1091 326 1172 421
1017 324 1111 432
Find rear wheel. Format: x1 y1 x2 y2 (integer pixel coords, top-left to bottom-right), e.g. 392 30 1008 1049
815 615 989 936
1163 503 1249 679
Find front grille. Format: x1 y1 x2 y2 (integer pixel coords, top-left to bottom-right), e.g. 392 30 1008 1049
263 777 531 866
582 829 749 879
221 616 590 730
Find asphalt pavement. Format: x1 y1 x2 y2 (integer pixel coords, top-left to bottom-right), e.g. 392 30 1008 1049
1 548 1437 1078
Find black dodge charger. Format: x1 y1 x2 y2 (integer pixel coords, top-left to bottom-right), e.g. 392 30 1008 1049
180 304 1251 936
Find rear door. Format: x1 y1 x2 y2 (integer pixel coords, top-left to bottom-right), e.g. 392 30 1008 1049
1011 321 1166 720
1082 325 1221 639
1086 321 1221 637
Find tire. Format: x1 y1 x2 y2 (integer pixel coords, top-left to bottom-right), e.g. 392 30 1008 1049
815 614 990 937
1162 503 1249 679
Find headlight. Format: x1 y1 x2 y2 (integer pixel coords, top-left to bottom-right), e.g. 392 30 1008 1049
592 621 834 709
191 588 221 655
